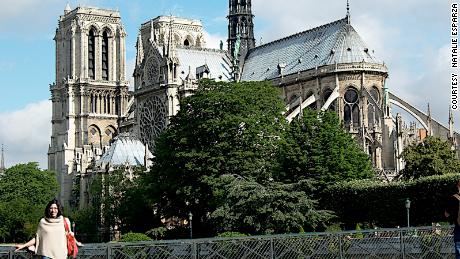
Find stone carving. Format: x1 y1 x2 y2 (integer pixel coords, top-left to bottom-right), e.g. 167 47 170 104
80 14 119 24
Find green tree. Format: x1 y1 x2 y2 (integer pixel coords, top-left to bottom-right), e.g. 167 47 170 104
144 80 337 237
278 109 374 187
149 80 289 237
72 207 100 242
0 163 58 242
116 168 158 234
76 167 156 242
211 176 333 235
399 136 460 180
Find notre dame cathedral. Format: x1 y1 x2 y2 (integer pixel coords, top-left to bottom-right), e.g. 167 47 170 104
48 1 459 206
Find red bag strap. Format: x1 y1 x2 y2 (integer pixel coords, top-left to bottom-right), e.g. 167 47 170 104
63 217 70 233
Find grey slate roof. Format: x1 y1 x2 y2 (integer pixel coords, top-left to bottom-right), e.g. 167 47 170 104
241 17 383 81
175 47 232 81
96 134 152 168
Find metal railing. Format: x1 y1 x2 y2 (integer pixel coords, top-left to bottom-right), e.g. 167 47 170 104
0 226 456 258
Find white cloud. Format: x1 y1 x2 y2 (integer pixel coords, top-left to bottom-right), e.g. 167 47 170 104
389 44 456 129
0 100 51 169
203 30 226 50
410 45 457 127
352 14 400 62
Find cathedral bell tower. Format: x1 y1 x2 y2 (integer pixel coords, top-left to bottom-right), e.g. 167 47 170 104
48 5 130 206
227 0 255 80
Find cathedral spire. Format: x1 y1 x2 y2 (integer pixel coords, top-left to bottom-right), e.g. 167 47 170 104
167 15 173 58
136 33 144 66
427 103 433 136
346 0 351 24
227 0 255 79
64 3 71 14
427 103 431 118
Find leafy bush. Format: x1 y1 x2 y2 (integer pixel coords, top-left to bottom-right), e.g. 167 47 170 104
320 174 460 228
119 232 152 242
145 227 167 240
399 137 460 180
217 231 248 238
324 223 342 232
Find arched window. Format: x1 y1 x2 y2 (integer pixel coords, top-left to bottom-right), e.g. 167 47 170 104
67 30 72 78
184 39 190 46
323 88 336 111
102 125 116 146
102 30 109 81
90 94 94 113
115 96 119 115
369 87 380 103
368 87 380 129
88 124 102 148
344 87 360 128
174 34 181 46
368 104 376 128
241 18 247 35
88 29 95 79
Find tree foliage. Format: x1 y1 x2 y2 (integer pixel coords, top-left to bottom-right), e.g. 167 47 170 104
75 167 157 242
211 176 333 234
119 232 152 242
145 80 336 236
399 136 460 180
0 163 58 242
322 174 460 228
278 109 374 187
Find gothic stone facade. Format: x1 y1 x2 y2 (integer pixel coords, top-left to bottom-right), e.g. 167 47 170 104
48 6 130 205
130 16 231 148
50 1 459 205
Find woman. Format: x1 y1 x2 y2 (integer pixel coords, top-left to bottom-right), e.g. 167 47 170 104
15 198 71 259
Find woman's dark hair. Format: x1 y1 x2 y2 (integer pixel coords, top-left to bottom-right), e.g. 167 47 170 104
44 198 63 218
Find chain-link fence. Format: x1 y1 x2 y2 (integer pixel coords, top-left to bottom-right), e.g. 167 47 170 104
0 226 456 258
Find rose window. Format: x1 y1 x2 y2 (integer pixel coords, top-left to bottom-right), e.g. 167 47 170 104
139 96 167 148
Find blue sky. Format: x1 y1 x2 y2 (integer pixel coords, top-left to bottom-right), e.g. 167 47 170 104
0 0 452 168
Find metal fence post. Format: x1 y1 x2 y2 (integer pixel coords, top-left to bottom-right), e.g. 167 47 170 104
270 237 274 259
338 233 343 259
400 228 405 259
107 243 112 259
191 240 197 259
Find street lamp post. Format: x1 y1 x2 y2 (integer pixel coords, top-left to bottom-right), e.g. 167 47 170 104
188 212 193 239
72 221 76 236
405 198 411 228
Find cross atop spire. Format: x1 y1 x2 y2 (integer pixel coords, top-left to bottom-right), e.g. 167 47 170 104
346 0 351 24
